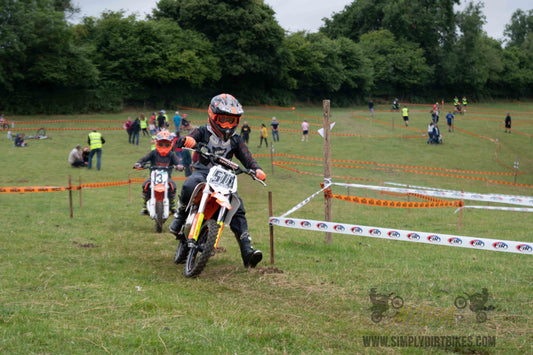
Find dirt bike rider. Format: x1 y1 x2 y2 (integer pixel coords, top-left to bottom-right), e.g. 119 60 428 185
134 129 182 215
169 93 266 268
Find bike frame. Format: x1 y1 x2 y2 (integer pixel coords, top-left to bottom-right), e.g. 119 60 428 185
186 165 241 249
147 168 170 220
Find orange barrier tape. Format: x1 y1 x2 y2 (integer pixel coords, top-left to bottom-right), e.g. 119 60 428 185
0 176 188 194
0 186 68 193
0 127 123 132
269 153 522 176
325 191 463 208
296 113 322 121
176 105 207 112
12 120 122 124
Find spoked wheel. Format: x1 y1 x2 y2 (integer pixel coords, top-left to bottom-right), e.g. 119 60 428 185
155 200 164 233
454 296 467 309
184 219 219 278
391 296 404 309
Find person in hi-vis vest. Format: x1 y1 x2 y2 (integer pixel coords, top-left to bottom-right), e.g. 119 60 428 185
401 106 409 127
87 129 105 170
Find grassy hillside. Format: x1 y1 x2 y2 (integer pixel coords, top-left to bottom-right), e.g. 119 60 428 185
0 101 532 354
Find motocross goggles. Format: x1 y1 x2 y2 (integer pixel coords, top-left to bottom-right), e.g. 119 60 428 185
215 114 240 129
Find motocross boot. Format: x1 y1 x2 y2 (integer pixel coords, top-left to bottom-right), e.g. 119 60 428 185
169 201 186 240
140 199 149 215
237 232 262 268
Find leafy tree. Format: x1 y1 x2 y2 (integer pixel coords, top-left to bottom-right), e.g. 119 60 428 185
504 9 533 48
73 11 220 102
153 0 286 99
0 0 98 112
358 29 432 98
282 32 372 101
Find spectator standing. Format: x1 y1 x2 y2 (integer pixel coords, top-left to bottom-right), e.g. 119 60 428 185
446 111 454 132
240 121 251 144
427 122 434 144
173 111 182 136
148 117 156 135
87 129 105 170
462 96 468 113
369 99 374 117
505 113 511 133
124 117 133 143
130 118 141 145
157 111 166 130
401 106 409 127
270 116 280 142
140 114 149 136
69 144 86 167
258 124 268 148
301 119 309 142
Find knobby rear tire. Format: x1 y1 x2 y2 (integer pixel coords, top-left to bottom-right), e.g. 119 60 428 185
155 200 164 233
184 219 219 278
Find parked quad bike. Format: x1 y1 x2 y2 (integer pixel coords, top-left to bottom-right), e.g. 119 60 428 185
173 144 266 278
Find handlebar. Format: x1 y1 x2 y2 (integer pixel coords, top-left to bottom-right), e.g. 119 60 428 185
132 164 178 171
185 143 266 186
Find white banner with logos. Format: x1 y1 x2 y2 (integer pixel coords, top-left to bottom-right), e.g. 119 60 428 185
269 217 533 255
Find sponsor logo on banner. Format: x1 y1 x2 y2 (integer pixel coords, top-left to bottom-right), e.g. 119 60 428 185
471 240 485 248
490 196 503 201
270 218 280 225
285 219 295 226
369 228 381 236
472 195 483 199
317 223 328 230
351 226 363 234
517 244 533 253
388 231 400 238
334 224 345 232
492 242 508 250
407 233 421 241
301 221 312 228
427 235 441 243
509 198 522 203
448 237 463 245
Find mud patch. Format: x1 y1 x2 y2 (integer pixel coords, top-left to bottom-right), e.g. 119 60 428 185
73 241 99 248
256 266 284 275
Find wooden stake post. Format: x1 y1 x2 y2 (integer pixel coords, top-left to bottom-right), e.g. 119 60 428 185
323 100 332 244
269 191 274 264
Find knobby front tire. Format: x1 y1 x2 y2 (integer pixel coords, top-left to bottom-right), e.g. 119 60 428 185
184 219 219 278
155 200 164 233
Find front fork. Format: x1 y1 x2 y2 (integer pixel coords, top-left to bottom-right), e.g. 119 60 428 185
187 190 226 248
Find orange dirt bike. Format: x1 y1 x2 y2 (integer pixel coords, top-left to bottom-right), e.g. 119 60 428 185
134 164 177 233
174 144 266 277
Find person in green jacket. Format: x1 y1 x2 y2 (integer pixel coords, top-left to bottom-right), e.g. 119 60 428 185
140 113 148 136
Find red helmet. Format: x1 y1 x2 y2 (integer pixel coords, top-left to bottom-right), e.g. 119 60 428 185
208 93 243 140
155 129 175 156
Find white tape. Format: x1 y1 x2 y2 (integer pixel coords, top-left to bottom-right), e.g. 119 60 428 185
459 206 533 212
280 183 331 218
334 182 533 207
269 217 533 255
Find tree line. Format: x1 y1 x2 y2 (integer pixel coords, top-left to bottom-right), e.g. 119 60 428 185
1 0 532 114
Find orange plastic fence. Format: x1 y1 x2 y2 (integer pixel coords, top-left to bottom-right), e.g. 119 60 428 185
0 176 186 194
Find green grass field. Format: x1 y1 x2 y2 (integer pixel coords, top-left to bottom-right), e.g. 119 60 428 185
1 101 532 354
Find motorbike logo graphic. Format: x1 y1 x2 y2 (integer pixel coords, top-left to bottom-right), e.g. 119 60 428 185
454 288 494 323
492 242 508 250
388 231 400 238
369 288 404 323
301 221 312 228
369 229 381 236
470 239 485 248
334 224 345 232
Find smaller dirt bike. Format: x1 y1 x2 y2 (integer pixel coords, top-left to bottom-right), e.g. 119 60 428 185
174 144 266 278
134 164 176 233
